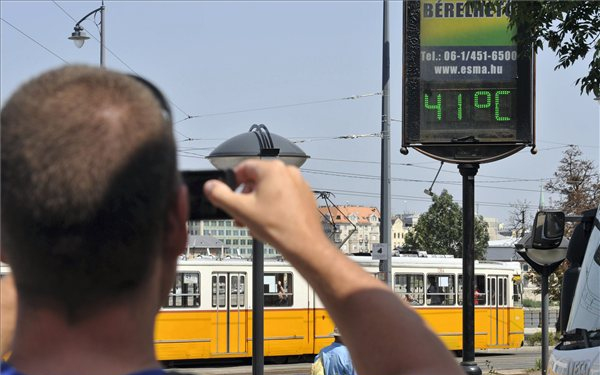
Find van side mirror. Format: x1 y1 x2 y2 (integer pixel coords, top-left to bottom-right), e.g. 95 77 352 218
532 211 565 250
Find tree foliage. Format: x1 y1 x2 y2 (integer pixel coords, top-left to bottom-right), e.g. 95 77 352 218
525 261 567 303
545 145 600 216
504 1 600 97
404 190 489 259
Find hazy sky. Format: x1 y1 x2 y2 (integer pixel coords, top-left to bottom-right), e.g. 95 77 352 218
2 1 598 226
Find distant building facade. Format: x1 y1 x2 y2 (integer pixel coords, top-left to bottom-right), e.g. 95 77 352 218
391 215 406 250
318 206 380 254
187 220 277 258
483 217 504 241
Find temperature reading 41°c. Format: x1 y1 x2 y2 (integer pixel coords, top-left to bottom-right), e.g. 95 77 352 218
422 89 515 125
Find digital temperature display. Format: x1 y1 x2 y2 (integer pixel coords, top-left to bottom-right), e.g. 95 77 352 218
402 0 533 163
420 85 518 142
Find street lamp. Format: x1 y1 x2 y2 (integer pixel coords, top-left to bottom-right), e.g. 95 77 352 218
516 211 568 375
68 1 105 67
207 124 308 375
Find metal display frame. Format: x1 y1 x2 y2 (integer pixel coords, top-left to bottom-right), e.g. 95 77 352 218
402 0 535 164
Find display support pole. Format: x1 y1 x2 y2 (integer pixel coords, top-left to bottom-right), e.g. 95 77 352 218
541 268 550 375
459 163 482 375
252 239 264 375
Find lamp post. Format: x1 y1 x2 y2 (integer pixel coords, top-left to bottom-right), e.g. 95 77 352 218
207 124 308 375
379 0 392 287
68 1 105 67
516 211 567 375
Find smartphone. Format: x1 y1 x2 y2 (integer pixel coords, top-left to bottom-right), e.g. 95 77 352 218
181 169 236 220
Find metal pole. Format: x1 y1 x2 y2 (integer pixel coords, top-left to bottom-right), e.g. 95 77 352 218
100 2 105 67
458 163 481 375
379 0 392 286
252 239 264 375
541 268 550 375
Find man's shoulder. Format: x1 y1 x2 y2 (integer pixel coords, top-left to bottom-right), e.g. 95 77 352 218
1 362 21 375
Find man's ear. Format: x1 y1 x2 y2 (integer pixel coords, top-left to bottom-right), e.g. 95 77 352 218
164 184 189 259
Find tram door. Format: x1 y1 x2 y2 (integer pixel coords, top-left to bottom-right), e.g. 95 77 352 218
487 275 509 346
212 272 248 354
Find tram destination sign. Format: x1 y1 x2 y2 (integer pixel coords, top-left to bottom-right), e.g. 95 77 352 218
402 0 534 163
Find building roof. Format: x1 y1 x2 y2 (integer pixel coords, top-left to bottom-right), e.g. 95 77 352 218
318 205 380 224
187 235 224 248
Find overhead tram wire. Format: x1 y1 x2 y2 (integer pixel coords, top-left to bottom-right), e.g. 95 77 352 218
1 18 69 64
311 187 537 210
302 168 547 192
309 156 554 183
173 92 382 125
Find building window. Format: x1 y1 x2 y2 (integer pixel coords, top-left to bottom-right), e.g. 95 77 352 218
164 272 200 308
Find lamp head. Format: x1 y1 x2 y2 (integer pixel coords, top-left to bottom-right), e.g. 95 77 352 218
68 25 90 48
207 124 309 169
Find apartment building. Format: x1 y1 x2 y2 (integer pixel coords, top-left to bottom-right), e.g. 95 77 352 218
187 220 277 258
318 205 381 254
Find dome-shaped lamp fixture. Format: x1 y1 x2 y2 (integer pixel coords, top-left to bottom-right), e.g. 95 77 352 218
68 25 90 48
207 124 309 169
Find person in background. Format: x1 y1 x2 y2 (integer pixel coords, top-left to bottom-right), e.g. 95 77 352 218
277 280 287 305
1 65 463 375
312 327 357 375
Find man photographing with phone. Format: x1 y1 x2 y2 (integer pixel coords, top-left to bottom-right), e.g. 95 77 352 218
1 65 462 375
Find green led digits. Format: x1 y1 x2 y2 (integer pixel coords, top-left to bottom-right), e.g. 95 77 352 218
474 91 491 109
424 93 442 120
423 89 513 123
495 90 511 121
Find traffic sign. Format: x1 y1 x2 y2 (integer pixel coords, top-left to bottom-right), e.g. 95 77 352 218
372 243 389 260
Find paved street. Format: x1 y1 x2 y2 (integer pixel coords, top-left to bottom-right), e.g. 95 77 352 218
166 346 546 375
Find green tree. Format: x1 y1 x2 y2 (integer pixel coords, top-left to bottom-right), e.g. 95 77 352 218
503 1 600 97
404 190 489 259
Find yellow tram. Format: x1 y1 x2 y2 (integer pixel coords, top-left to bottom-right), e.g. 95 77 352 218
154 255 524 361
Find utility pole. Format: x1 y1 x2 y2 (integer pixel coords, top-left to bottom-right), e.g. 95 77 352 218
379 0 392 286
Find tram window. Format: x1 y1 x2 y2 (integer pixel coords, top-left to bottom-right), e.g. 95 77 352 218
488 278 496 305
393 273 424 305
426 274 456 306
230 274 246 307
165 272 200 308
457 275 486 306
212 275 227 308
499 278 507 306
264 272 293 307
513 280 522 307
